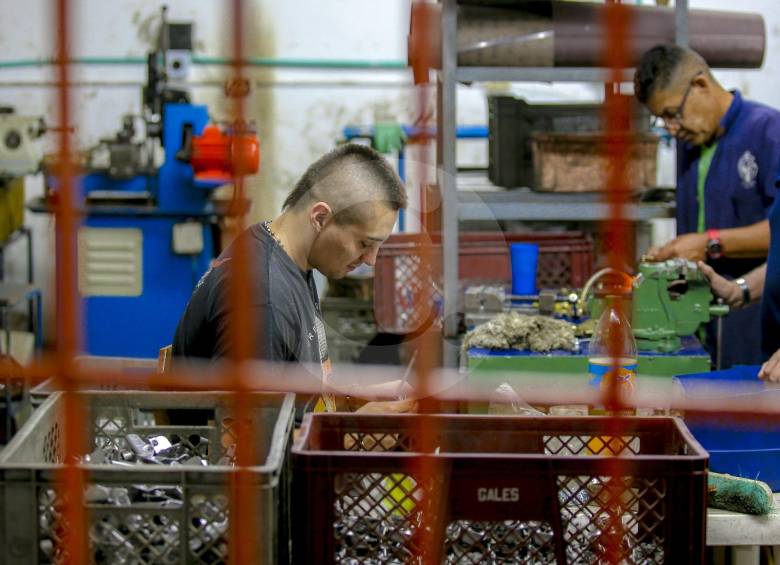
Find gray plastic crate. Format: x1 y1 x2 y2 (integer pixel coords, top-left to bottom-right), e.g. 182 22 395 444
30 357 159 408
28 379 52 409
0 391 295 564
1 381 32 445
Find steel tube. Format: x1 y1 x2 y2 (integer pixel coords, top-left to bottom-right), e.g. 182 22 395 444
454 1 764 68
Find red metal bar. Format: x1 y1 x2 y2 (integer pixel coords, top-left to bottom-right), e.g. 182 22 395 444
412 231 446 563
223 0 260 563
52 0 88 563
602 1 633 563
409 4 443 558
21 354 780 419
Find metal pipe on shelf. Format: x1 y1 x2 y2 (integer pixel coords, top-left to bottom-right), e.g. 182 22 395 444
414 1 765 70
550 1 763 68
675 0 689 47
456 177 674 222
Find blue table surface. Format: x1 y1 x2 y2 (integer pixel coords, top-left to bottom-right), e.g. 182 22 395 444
676 364 763 386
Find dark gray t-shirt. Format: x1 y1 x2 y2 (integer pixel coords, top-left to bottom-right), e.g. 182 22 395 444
172 223 330 379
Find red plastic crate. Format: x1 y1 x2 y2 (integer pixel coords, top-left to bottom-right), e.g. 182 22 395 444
292 414 708 564
373 232 593 333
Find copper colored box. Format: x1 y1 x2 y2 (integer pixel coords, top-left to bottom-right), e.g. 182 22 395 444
531 132 659 193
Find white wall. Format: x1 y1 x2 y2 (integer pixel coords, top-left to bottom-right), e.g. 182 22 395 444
0 0 417 344
691 0 780 107
0 0 778 344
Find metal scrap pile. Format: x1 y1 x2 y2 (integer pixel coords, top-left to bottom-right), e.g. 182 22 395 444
462 311 576 352
333 484 662 563
37 432 235 564
83 432 226 467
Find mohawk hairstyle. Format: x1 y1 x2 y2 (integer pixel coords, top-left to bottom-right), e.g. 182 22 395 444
282 143 407 222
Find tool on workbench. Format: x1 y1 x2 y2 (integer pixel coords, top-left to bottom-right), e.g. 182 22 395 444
464 260 726 396
587 259 729 353
466 259 726 355
715 297 725 370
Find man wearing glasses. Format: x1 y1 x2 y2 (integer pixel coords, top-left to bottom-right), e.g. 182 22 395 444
634 44 780 367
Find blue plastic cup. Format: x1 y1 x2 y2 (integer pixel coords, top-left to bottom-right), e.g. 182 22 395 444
510 243 539 296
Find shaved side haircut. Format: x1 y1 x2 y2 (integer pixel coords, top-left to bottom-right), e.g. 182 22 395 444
635 44 713 104
282 143 407 225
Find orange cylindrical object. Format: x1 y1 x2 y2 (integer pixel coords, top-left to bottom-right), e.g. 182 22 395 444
191 124 260 177
408 2 442 85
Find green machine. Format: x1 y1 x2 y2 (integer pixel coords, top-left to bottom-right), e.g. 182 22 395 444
629 260 728 352
467 259 727 383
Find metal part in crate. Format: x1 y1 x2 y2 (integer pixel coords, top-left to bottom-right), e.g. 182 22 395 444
293 414 708 564
0 391 294 564
374 232 593 333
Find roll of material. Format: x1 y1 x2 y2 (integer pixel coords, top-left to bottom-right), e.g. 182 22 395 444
455 1 765 69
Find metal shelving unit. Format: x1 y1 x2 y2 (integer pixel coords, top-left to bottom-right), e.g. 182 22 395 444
437 0 690 346
457 186 674 223
456 67 634 83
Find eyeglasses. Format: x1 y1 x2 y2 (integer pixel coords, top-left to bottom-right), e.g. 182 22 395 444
650 71 703 130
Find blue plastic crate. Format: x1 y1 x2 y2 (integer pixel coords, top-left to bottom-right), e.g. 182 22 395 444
676 365 780 490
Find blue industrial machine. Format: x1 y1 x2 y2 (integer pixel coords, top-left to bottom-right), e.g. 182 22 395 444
31 10 259 357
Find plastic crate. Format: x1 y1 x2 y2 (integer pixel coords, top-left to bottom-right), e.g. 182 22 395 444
488 97 603 189
0 391 295 564
29 356 159 408
0 386 28 446
292 414 708 564
487 96 650 190
531 132 659 193
374 232 593 333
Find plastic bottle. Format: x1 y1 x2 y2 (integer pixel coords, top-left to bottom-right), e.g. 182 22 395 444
587 297 637 416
